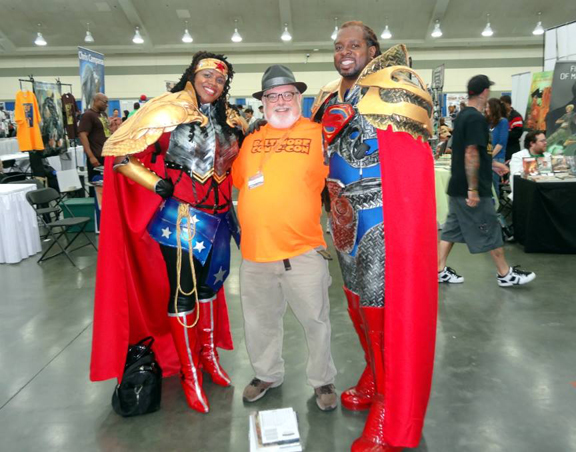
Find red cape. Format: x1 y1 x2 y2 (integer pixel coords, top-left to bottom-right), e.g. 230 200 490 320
90 138 233 382
378 128 438 447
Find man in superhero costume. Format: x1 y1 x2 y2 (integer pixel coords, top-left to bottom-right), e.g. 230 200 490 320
90 52 246 413
312 22 438 450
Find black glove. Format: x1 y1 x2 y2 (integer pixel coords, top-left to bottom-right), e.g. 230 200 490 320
246 119 267 136
154 178 174 199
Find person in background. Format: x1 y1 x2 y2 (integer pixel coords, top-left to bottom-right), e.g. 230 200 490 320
127 102 140 118
78 93 110 182
108 108 122 133
257 105 264 119
486 98 508 198
438 75 535 288
122 110 130 122
243 107 257 126
509 131 549 198
500 95 524 160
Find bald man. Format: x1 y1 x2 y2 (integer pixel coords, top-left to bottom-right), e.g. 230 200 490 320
79 93 111 182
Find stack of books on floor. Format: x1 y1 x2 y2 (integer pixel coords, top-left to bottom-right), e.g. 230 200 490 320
249 407 302 452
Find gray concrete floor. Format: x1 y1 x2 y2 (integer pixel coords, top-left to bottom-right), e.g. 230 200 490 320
1 232 576 452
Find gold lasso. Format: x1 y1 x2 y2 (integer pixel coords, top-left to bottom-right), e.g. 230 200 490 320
174 202 200 328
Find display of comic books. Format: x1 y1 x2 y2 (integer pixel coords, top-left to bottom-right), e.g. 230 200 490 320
537 156 551 174
551 155 569 173
522 157 538 176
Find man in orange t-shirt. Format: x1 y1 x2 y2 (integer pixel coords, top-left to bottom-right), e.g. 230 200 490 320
232 65 337 411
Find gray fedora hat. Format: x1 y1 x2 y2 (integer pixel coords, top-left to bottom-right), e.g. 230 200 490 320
252 65 307 100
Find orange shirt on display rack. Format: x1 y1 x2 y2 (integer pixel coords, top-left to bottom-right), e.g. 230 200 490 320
232 117 328 262
14 90 44 151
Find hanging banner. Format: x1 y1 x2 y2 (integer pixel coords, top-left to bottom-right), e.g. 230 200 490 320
525 71 553 132
78 47 105 111
545 61 576 155
34 81 66 155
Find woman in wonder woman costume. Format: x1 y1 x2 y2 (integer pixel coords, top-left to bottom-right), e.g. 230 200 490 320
90 52 246 413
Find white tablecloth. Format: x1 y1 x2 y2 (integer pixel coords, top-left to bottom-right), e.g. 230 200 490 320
0 138 19 157
0 184 42 264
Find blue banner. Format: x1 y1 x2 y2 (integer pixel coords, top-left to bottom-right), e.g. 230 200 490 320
78 47 105 111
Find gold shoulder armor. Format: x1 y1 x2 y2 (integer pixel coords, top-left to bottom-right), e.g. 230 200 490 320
311 79 341 120
356 45 433 141
102 82 208 156
226 106 248 134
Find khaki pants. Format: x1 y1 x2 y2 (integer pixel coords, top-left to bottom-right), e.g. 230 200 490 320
240 249 337 388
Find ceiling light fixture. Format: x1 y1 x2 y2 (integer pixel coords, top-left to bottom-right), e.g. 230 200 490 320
481 14 494 37
380 18 392 40
533 12 544 36
231 19 242 43
431 20 442 38
34 24 47 46
331 17 338 41
132 26 144 44
182 21 193 43
281 23 292 42
84 23 94 43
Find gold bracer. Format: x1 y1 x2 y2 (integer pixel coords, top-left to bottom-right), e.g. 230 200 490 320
102 82 208 157
115 155 161 192
356 45 433 141
226 106 248 134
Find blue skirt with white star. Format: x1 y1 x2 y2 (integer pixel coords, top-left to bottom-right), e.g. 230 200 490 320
147 197 240 292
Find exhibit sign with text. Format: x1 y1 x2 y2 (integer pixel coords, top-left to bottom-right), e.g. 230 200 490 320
78 47 105 111
546 61 576 155
525 71 553 132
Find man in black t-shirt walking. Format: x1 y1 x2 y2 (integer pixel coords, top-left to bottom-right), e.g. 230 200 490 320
438 75 536 287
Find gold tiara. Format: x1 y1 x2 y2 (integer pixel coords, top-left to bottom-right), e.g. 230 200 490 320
194 58 229 78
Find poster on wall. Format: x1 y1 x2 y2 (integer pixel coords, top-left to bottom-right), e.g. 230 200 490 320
525 71 553 132
545 61 576 155
78 47 105 111
34 81 66 155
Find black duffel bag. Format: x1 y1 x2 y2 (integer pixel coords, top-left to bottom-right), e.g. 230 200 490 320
112 337 162 417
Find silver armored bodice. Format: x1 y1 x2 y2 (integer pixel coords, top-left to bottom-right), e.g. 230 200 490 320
165 104 239 183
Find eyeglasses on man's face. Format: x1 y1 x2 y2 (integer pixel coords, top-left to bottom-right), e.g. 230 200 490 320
263 91 298 103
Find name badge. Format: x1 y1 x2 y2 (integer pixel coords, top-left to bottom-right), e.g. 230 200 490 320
248 171 264 189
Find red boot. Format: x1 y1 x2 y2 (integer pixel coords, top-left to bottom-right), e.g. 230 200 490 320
169 313 210 413
351 307 402 452
341 286 375 411
198 298 232 387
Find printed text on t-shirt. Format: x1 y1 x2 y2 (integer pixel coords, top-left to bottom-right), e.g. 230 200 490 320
251 138 311 154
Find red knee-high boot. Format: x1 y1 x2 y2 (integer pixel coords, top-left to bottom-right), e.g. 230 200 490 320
169 312 210 413
351 307 402 452
198 297 231 387
341 286 375 411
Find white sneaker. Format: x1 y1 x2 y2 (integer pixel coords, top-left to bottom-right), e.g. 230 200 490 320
497 266 536 287
438 266 464 284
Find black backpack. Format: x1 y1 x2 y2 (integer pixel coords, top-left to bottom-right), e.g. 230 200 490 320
112 337 162 417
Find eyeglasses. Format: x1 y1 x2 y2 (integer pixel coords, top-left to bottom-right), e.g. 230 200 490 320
263 91 298 102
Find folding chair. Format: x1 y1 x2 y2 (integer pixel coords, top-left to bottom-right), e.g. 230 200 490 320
25 188 98 267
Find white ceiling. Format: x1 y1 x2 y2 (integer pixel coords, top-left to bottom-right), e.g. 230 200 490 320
0 0 574 56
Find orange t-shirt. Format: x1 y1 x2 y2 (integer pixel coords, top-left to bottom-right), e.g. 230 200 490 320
14 90 44 151
232 117 328 262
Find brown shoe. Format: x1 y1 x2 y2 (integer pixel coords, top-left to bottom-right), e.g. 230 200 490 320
315 384 337 411
243 378 282 403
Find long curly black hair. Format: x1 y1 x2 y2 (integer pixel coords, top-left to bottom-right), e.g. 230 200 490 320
171 51 235 135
